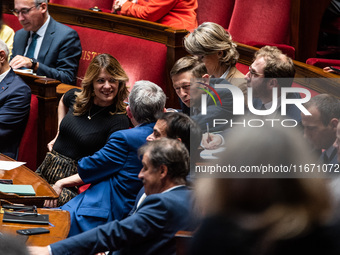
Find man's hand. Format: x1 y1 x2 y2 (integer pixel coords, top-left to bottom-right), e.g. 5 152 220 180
9 55 34 69
28 246 50 255
201 133 223 150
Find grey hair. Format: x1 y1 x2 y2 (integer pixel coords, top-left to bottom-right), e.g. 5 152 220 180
128 80 166 124
184 22 239 67
35 0 48 4
0 39 9 58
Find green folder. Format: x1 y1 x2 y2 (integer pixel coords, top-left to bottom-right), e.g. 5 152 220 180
0 183 36 196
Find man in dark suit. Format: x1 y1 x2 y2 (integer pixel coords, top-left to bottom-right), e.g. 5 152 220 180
301 94 340 165
301 94 340 213
45 81 167 237
29 138 195 255
9 0 81 84
170 55 235 133
0 39 31 159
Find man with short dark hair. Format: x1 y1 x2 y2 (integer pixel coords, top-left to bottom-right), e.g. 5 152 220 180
147 111 202 152
171 55 235 133
10 0 81 84
29 138 196 255
301 94 340 164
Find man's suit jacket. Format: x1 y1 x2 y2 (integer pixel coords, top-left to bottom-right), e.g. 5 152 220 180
0 68 31 159
11 17 81 84
191 78 234 132
52 186 196 255
252 92 302 123
61 123 154 237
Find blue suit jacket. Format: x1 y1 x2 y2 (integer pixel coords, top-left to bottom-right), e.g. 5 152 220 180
61 123 154 237
52 186 196 255
11 17 81 84
0 68 31 159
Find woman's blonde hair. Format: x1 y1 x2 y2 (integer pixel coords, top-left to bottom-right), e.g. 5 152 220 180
184 22 239 67
73 54 129 116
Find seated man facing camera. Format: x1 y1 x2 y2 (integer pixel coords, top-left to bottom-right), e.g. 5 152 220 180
29 138 196 255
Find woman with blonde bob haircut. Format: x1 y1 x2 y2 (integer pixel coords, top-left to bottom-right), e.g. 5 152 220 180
184 22 247 99
37 54 130 207
193 118 340 254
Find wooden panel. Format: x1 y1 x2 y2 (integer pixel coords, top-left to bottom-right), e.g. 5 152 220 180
290 0 332 62
14 72 60 167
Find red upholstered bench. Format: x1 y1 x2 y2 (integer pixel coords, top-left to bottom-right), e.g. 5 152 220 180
49 0 113 13
3 13 22 32
67 25 168 90
228 0 295 59
17 94 38 170
196 0 235 28
306 58 340 70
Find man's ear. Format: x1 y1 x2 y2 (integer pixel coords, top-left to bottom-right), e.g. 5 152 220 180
40 2 48 13
330 118 339 130
267 78 279 88
126 106 133 119
0 50 6 63
159 165 168 179
202 74 209 79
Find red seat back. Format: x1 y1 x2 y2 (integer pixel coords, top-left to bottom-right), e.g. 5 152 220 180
196 0 235 28
67 25 168 91
17 94 38 170
49 0 113 12
3 13 22 32
306 58 340 70
228 0 291 50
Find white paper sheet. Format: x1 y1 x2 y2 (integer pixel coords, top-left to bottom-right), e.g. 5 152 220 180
0 161 26 170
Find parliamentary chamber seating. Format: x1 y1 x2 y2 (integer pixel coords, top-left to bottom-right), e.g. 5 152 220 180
1 0 339 171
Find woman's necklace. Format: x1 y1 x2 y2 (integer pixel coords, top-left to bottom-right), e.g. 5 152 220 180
88 106 108 120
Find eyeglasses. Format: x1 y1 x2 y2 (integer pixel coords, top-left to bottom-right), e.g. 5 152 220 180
11 4 41 16
248 66 264 77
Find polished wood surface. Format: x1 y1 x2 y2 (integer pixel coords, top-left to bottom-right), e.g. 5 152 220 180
0 154 58 207
0 208 70 246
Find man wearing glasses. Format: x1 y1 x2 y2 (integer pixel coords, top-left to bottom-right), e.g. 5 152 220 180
9 0 81 85
202 46 302 149
245 46 301 123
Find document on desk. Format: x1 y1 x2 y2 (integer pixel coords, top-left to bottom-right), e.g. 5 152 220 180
0 161 25 170
200 147 226 159
0 183 36 196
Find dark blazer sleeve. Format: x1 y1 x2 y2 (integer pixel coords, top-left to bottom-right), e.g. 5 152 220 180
36 19 82 84
0 70 31 158
50 195 168 255
191 81 234 133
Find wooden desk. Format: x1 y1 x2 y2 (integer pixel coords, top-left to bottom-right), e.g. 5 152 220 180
0 208 70 246
0 154 58 207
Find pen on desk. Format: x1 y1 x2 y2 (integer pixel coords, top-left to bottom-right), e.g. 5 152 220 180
206 123 212 143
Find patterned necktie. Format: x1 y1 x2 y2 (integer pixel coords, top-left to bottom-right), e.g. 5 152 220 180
26 33 39 59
